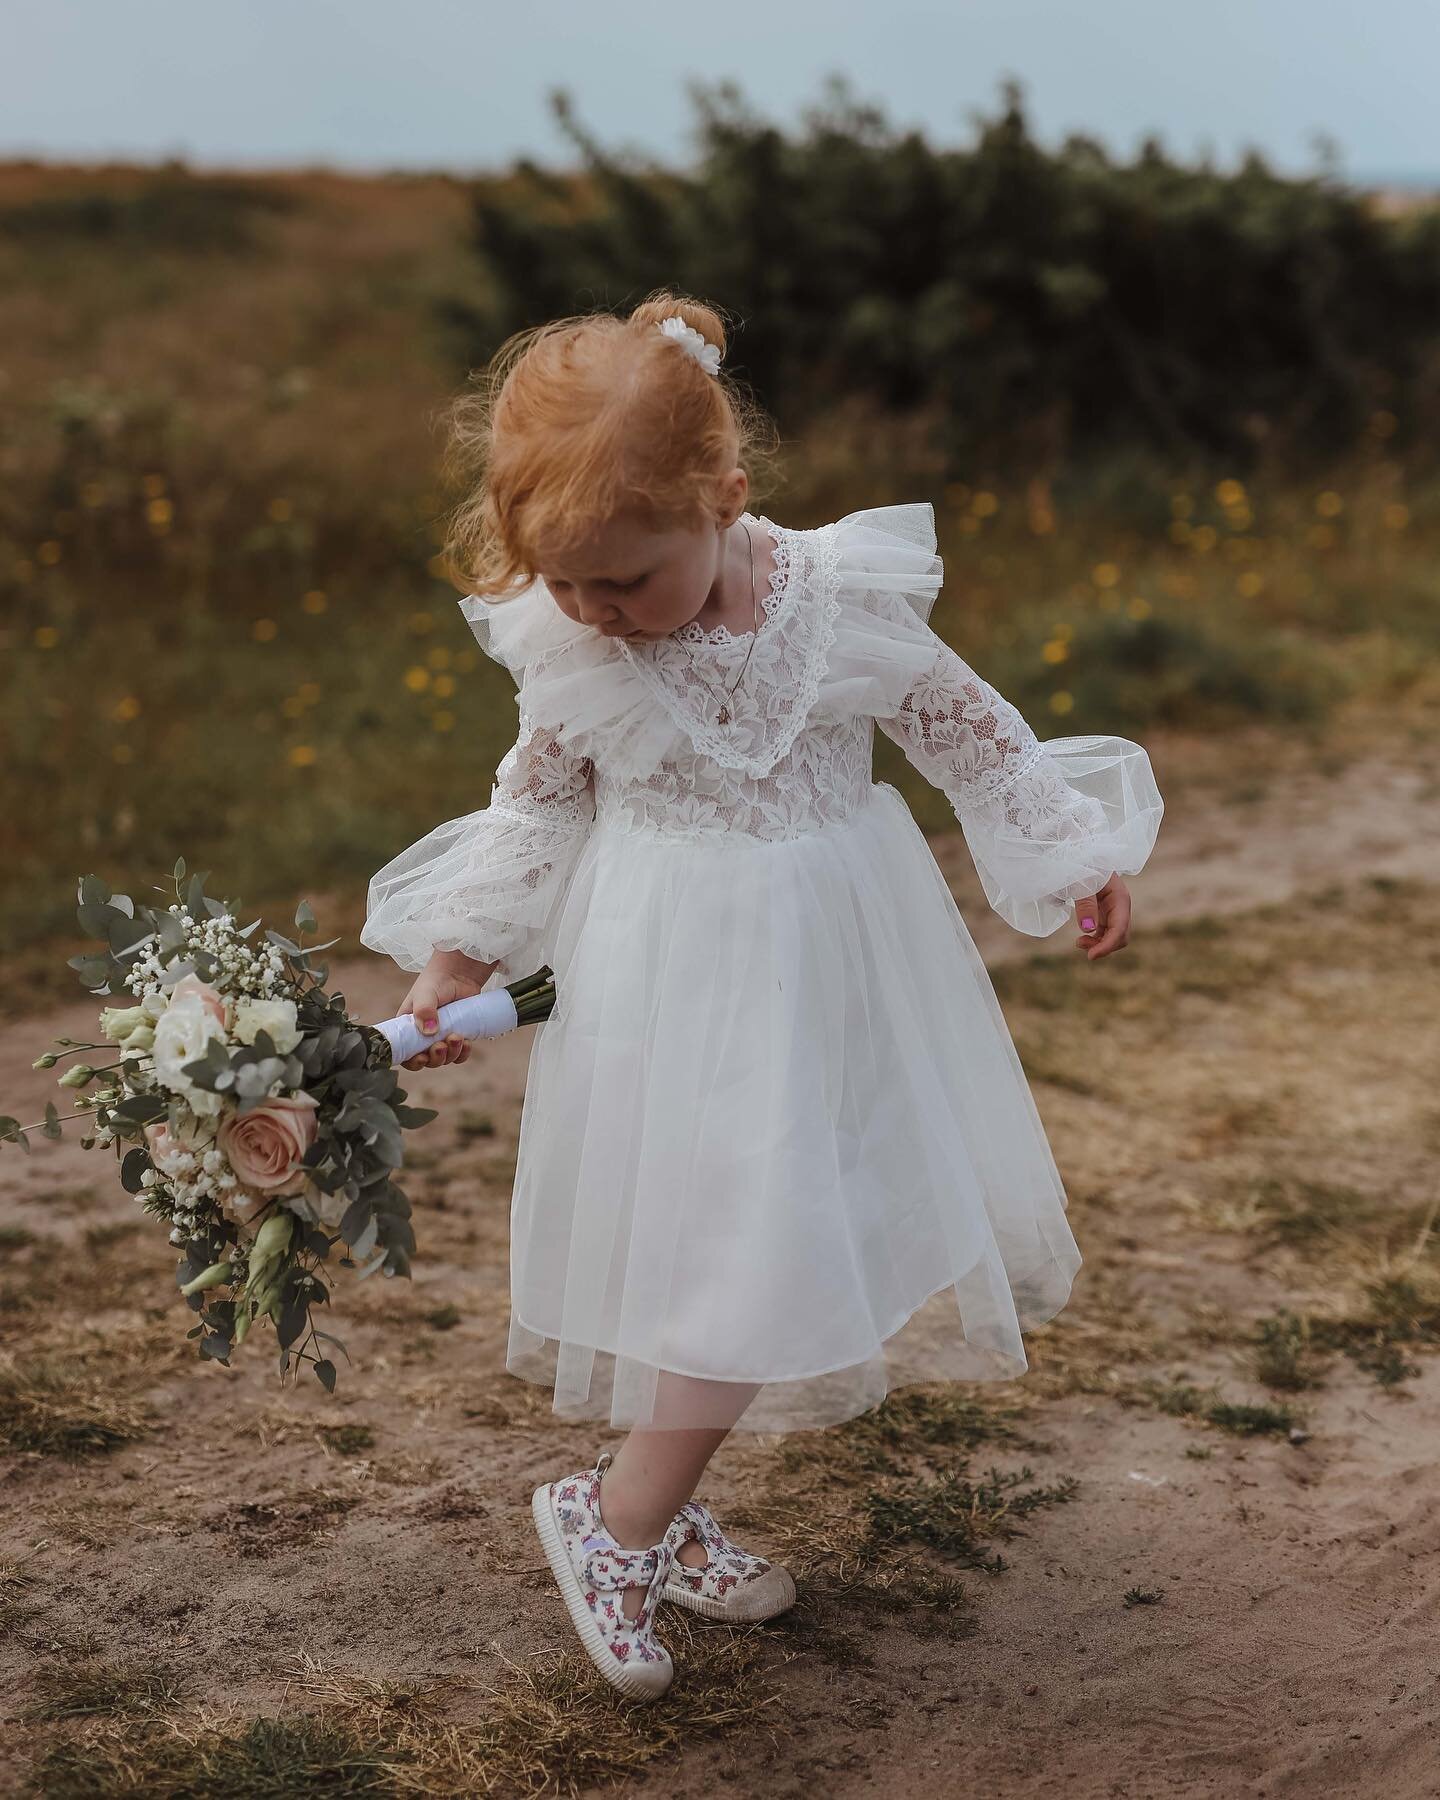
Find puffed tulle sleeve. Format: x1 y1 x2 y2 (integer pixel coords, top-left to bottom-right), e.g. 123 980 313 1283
359 713 596 980
362 568 692 983
827 502 1164 937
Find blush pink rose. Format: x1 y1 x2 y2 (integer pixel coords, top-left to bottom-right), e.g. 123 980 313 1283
147 1113 269 1223
143 1113 215 1166
217 1092 320 1196
143 1117 184 1167
167 972 229 1030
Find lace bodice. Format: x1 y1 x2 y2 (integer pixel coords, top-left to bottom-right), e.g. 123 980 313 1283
361 503 1164 975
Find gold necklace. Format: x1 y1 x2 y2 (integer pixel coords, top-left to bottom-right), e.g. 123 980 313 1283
675 516 759 726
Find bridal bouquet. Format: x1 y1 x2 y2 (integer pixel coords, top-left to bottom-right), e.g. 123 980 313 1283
1 860 552 1393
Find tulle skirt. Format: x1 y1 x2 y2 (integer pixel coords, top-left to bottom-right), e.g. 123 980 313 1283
504 782 1083 1433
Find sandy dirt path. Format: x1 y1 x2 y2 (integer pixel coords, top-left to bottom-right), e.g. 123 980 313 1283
3 728 1439 1797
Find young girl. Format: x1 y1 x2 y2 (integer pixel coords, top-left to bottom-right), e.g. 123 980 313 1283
361 291 1163 1700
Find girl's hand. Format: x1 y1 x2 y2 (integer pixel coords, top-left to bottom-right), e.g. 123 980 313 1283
1073 875 1132 961
395 949 497 1070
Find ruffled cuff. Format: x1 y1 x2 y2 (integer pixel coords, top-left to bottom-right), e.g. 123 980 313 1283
958 736 1165 937
359 803 590 981
816 501 948 723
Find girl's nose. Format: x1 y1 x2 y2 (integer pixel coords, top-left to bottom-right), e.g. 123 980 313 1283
576 592 620 624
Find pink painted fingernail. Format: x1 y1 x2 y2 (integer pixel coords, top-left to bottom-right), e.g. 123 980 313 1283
1080 916 1096 931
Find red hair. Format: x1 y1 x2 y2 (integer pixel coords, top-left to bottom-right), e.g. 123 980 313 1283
438 288 780 599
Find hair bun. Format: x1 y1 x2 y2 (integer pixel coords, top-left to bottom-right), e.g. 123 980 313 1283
629 293 727 364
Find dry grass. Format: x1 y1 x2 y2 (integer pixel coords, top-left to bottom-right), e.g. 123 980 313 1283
0 1540 47 1635
23 1630 785 1799
991 873 1440 1406
720 1383 1080 1663
21 1657 191 1724
0 1341 160 1457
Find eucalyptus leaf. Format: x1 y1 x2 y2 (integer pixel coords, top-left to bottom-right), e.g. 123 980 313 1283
111 1093 166 1123
369 1185 412 1219
313 1329 352 1365
380 1216 417 1255
350 1213 379 1261
77 901 121 937
339 1194 373 1245
106 914 154 960
234 1059 287 1101
157 912 188 955
277 1277 309 1349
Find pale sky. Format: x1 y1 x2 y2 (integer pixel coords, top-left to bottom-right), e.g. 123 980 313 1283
6 0 1437 185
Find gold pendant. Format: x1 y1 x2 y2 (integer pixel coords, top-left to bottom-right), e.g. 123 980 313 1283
717 705 730 725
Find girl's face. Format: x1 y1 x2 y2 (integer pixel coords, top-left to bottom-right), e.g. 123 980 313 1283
534 493 747 644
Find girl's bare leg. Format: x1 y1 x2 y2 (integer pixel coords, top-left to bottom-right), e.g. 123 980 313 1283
597 1375 760 1620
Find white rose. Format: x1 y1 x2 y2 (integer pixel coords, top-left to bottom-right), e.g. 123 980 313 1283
140 989 171 1023
150 995 227 1112
100 1004 148 1043
232 997 301 1055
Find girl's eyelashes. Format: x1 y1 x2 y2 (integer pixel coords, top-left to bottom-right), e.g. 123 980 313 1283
548 575 646 593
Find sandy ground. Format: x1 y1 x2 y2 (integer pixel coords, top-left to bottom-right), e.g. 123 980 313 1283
3 722 1440 1798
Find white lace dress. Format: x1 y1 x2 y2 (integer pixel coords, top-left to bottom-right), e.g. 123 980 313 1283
361 502 1164 1433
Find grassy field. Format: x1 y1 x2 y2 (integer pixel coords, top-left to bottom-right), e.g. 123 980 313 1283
3 163 1439 1001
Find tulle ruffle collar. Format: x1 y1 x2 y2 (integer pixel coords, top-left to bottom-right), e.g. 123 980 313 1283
457 501 948 781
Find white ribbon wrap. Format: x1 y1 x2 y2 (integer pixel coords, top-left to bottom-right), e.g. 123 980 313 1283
374 990 520 1065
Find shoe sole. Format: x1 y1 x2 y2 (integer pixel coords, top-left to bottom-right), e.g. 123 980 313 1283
662 1564 798 1623
530 1484 674 1701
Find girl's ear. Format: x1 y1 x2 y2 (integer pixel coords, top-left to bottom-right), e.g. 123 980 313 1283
716 465 748 526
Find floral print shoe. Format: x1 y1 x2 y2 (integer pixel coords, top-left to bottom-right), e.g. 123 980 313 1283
531 1451 676 1700
661 1498 797 1623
